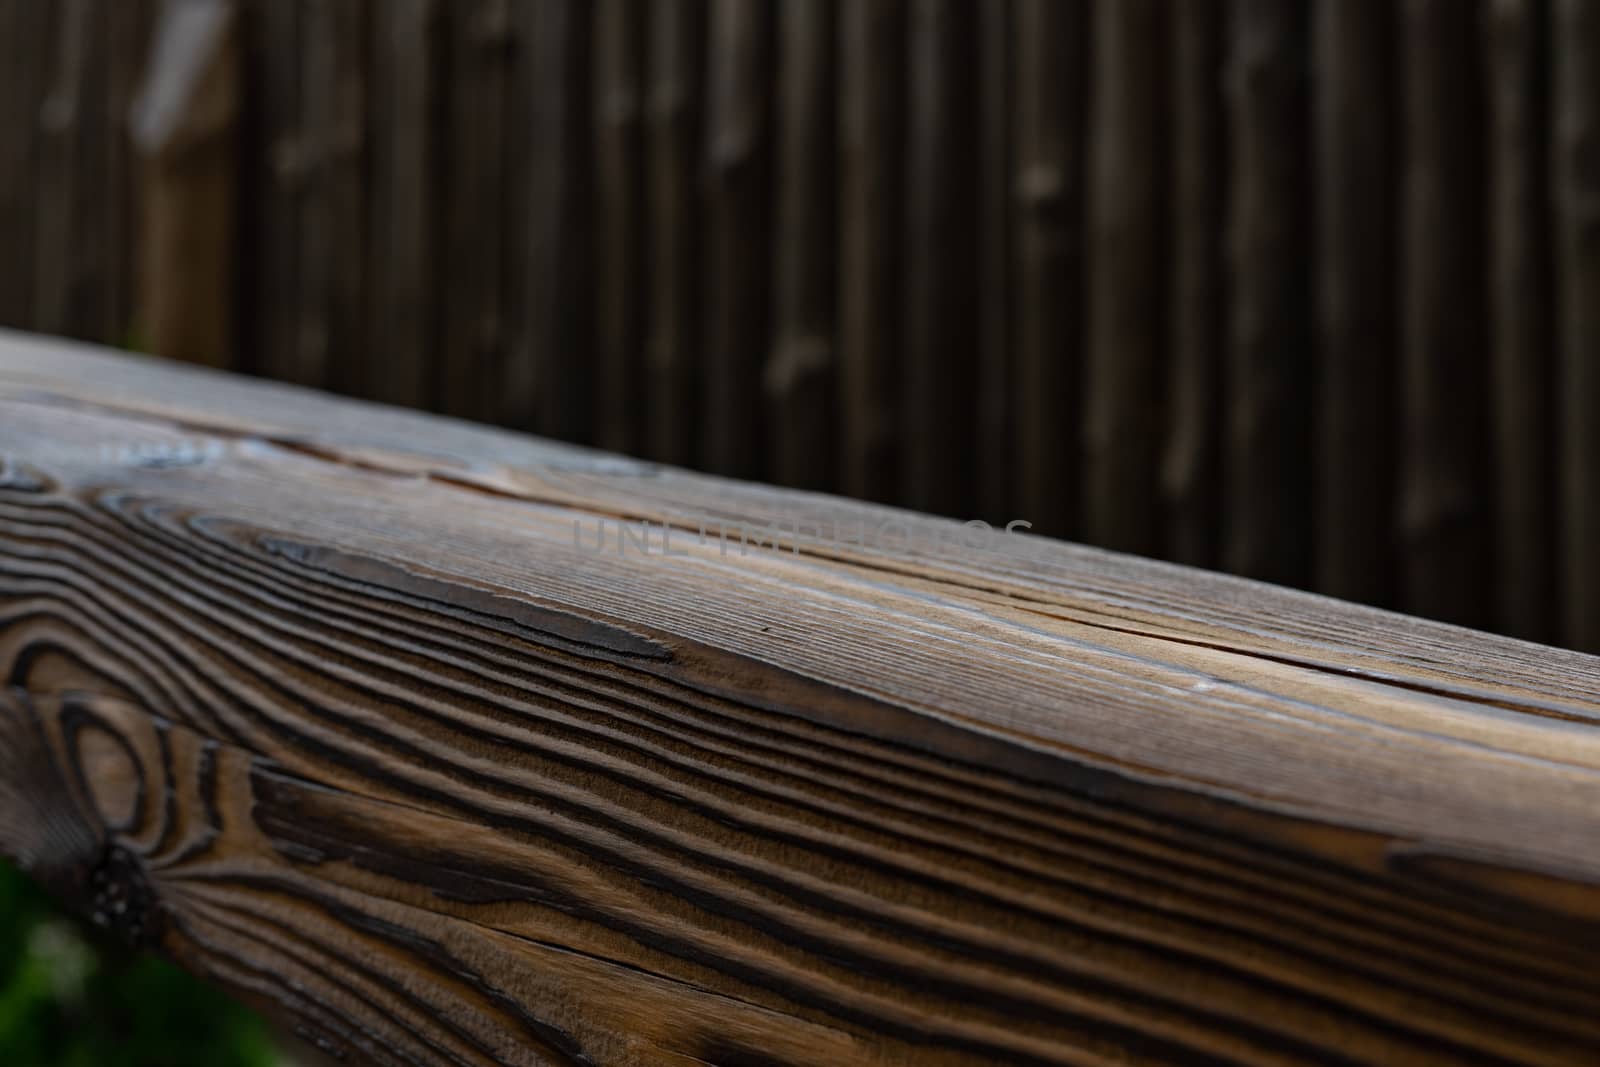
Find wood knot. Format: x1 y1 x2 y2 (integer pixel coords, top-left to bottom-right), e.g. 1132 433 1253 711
87 845 163 950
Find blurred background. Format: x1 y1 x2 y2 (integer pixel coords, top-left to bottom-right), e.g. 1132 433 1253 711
1 0 1598 1061
2 0 1598 650
0 863 277 1064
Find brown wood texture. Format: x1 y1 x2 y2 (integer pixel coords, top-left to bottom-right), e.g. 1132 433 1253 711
4 331 1600 1065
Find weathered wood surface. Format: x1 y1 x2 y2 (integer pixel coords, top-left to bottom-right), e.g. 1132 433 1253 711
4 331 1600 1064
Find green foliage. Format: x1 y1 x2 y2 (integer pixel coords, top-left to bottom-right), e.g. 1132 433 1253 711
0 861 278 1066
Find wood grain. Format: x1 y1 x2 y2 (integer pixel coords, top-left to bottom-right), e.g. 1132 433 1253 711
3 330 1600 1065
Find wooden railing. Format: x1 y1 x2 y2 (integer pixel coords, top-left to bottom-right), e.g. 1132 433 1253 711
1 329 1599 1065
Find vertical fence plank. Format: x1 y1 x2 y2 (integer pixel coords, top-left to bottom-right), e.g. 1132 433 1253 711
1313 0 1397 606
367 0 439 409
34 0 101 339
768 0 836 491
1555 0 1600 651
704 0 773 478
644 0 704 466
1012 0 1083 540
1163 0 1222 570
132 0 240 367
107 0 157 346
594 0 644 454
1225 0 1312 587
1400 0 1491 628
0 2 51 328
903 0 978 517
243 0 302 378
299 0 366 396
440 0 511 419
497 0 529 430
838 0 903 503
1485 0 1556 642
517 0 594 440
976 0 1012 522
1086 0 1163 555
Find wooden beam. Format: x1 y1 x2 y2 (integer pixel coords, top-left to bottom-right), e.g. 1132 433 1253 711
2 330 1600 1064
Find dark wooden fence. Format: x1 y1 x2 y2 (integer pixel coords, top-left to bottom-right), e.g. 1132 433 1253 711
1 0 1598 651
